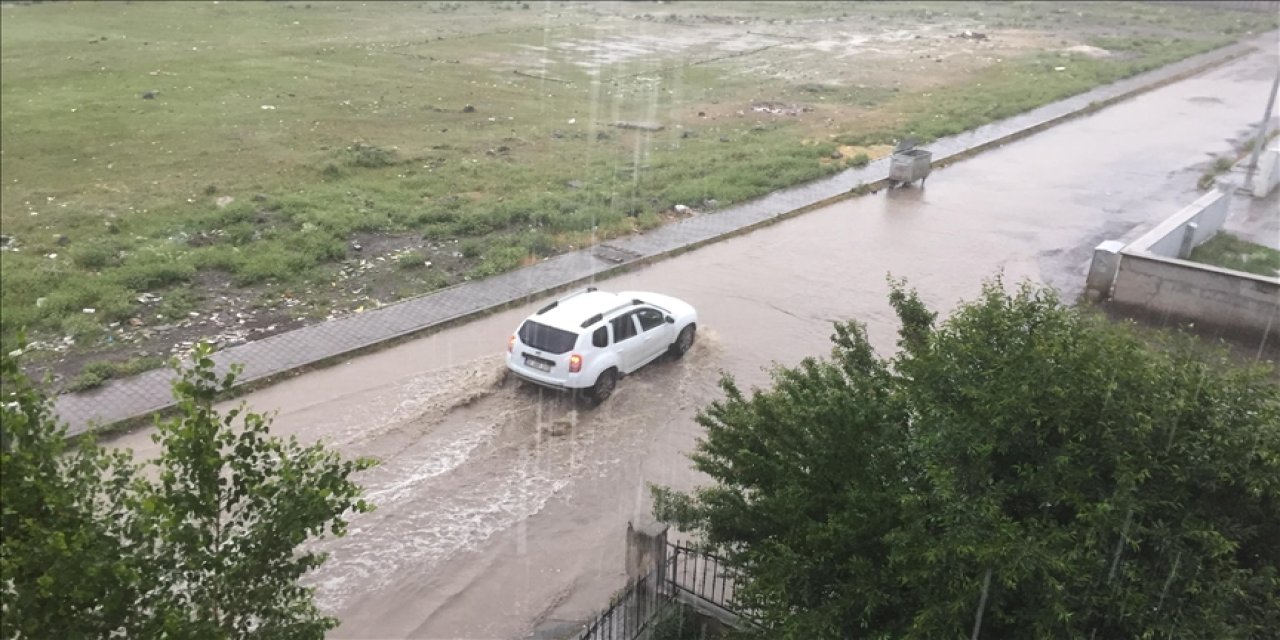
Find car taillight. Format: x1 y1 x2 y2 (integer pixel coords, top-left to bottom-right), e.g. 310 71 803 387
508 335 516 353
569 354 583 373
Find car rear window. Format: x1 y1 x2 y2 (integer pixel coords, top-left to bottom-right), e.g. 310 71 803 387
518 321 578 354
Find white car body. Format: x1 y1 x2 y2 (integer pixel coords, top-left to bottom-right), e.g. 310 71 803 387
505 288 698 401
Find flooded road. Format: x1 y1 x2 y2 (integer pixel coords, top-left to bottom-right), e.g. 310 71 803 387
105 44 1279 639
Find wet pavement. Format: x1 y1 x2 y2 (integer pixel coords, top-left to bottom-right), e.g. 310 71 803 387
99 38 1280 640
53 34 1270 436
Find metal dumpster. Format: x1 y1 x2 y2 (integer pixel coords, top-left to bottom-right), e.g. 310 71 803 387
888 139 932 187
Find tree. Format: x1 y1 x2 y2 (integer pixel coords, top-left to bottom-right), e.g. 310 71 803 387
654 279 1280 639
1 344 141 639
1 343 374 639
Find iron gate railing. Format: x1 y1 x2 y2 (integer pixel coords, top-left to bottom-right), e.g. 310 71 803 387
667 541 742 614
574 541 749 640
574 562 674 640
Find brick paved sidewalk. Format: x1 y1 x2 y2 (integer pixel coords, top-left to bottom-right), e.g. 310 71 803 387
55 36 1267 436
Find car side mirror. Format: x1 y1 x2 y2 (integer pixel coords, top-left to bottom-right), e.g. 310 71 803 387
666 315 675 324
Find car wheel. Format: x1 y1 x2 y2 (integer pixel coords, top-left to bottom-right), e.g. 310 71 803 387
589 368 618 405
669 324 696 359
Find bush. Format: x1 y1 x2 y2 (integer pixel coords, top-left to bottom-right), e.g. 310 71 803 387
467 244 527 279
521 232 555 257
66 356 165 392
396 250 427 270
459 238 484 259
69 241 122 270
156 289 201 321
636 211 664 231
849 152 871 168
192 247 241 273
347 142 398 168
66 360 113 392
59 314 103 345
41 279 135 324
233 245 311 285
109 254 195 291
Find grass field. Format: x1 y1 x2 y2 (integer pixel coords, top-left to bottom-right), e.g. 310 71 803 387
2 0 1274 388
1189 232 1280 277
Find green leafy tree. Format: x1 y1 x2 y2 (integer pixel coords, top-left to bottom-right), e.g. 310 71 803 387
1 346 141 639
2 343 374 639
655 279 1280 639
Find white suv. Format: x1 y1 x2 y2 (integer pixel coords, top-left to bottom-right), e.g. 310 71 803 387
505 287 698 403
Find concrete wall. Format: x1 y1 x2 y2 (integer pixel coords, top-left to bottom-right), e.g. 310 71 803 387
1127 190 1228 258
1109 253 1280 339
1085 187 1278 342
1253 145 1280 199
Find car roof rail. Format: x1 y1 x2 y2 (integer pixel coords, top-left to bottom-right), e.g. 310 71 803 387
539 287 600 315
580 313 604 328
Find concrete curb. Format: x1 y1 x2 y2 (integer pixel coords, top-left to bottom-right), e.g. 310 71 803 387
55 33 1273 437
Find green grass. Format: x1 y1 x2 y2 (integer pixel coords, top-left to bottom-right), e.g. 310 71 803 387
65 355 165 392
1199 155 1239 189
2 0 1270 358
835 35 1243 147
1189 233 1280 277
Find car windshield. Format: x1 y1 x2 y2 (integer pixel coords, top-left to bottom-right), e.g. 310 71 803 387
518 321 578 354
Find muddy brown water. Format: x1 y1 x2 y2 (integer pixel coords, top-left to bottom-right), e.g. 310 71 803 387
104 45 1279 639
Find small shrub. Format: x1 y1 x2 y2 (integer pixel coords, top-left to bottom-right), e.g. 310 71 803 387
156 289 201 320
798 82 835 93
413 207 459 227
66 361 112 392
60 314 103 344
1197 172 1217 190
110 254 195 291
66 356 164 392
453 213 498 236
70 242 122 270
347 143 398 168
287 232 346 264
812 141 840 159
234 247 310 285
850 152 871 168
397 250 427 270
459 239 484 259
41 279 135 324
521 232 555 257
422 271 451 291
467 245 526 279
636 211 663 232
193 247 242 272
321 163 343 179
1212 156 1233 173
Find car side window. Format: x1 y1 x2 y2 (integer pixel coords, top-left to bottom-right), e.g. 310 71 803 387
611 313 637 342
635 308 665 332
592 326 609 348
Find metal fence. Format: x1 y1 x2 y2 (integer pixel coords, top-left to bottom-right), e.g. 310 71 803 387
574 541 750 640
667 542 743 616
575 565 675 640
